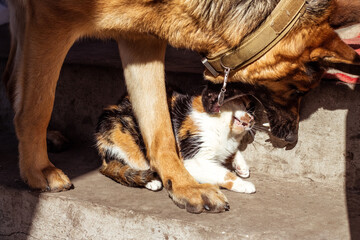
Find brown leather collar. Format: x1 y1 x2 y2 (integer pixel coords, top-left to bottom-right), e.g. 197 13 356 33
202 0 307 77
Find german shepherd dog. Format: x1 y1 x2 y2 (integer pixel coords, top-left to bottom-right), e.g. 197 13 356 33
3 0 360 213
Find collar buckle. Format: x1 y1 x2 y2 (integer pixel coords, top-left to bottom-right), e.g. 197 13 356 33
201 57 220 77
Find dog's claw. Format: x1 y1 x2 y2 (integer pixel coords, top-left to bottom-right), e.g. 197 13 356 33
224 203 230 211
168 183 228 214
204 204 210 211
22 166 73 192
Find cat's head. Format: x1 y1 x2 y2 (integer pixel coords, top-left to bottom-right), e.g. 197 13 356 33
202 0 360 144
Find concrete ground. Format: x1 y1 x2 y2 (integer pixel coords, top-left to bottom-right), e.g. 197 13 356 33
1 24 360 239
1 132 359 240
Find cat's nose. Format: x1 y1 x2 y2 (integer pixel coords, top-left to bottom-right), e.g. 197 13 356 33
241 113 253 123
240 114 254 127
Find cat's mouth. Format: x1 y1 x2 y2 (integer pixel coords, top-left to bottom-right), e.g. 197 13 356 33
233 116 253 131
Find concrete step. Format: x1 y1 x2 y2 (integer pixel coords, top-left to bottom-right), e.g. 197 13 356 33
1 133 359 240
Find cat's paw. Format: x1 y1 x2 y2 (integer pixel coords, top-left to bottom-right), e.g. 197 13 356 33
235 168 250 178
232 180 256 194
232 154 250 178
145 179 163 191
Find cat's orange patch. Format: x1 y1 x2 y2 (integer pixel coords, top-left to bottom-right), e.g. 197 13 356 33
111 127 149 170
224 172 237 181
100 160 131 185
219 172 237 190
178 116 199 139
220 181 234 190
104 105 121 112
192 96 205 113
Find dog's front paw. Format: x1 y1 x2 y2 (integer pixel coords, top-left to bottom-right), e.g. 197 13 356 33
22 166 73 192
166 180 229 213
42 166 73 191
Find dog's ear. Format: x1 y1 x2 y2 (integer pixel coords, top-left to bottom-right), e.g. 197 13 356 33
310 33 360 75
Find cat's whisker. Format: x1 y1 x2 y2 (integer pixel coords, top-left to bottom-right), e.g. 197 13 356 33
252 125 270 132
246 108 256 115
249 94 265 108
222 93 248 105
249 132 258 151
249 129 255 140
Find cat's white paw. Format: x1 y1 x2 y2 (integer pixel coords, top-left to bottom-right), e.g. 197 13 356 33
233 154 250 178
145 180 162 191
235 168 250 178
231 180 256 194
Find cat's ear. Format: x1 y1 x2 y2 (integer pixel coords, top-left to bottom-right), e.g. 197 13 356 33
310 33 360 75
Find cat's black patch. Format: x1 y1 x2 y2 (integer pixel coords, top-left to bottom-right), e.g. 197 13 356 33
96 110 116 135
104 148 123 162
171 93 203 160
171 93 193 131
178 131 202 160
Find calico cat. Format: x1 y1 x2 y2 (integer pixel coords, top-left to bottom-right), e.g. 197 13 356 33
95 92 256 193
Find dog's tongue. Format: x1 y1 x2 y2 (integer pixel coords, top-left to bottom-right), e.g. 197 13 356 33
324 35 360 84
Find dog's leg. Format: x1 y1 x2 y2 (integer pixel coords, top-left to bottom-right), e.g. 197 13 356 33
3 0 25 103
118 37 229 213
2 37 16 100
11 18 77 191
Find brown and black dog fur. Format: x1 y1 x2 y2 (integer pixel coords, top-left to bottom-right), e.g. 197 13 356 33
2 0 360 213
330 0 360 28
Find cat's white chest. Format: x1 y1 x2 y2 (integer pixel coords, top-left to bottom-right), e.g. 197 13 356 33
191 110 239 162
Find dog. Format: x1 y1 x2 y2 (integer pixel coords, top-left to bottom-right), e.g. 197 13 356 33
329 0 360 28
3 0 360 213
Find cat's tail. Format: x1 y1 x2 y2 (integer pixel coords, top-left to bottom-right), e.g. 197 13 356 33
99 159 163 191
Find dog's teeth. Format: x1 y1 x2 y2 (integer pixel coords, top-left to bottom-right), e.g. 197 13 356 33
262 123 270 127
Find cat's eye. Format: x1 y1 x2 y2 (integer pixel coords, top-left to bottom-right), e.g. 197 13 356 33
246 101 256 113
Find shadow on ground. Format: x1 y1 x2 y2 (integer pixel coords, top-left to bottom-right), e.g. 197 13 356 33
300 81 360 238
